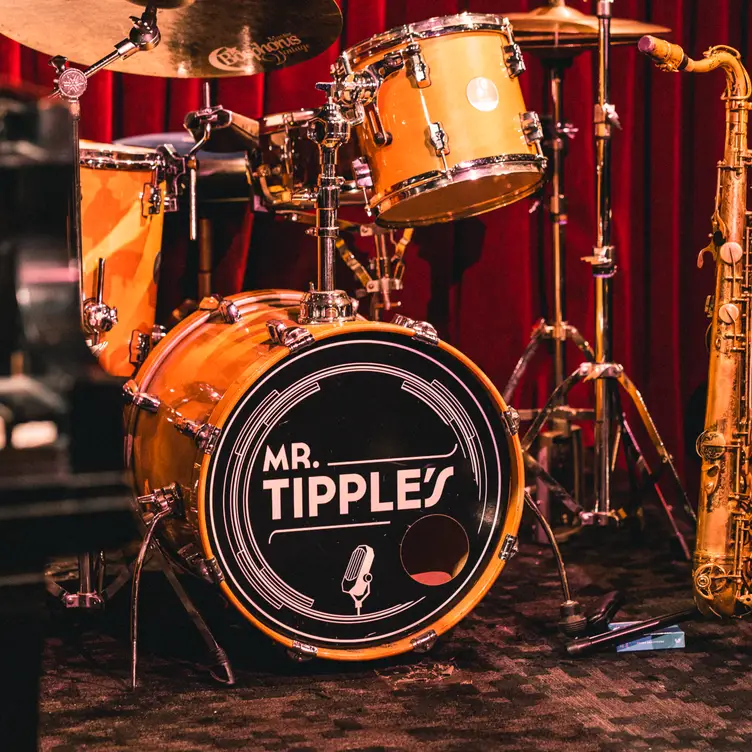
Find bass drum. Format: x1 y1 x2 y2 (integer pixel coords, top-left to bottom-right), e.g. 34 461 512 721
125 290 523 660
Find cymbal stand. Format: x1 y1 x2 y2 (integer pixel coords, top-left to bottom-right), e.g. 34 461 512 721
522 0 694 551
502 55 592 538
45 3 161 612
49 2 161 307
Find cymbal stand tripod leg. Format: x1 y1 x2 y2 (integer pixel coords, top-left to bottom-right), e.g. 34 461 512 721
522 362 693 553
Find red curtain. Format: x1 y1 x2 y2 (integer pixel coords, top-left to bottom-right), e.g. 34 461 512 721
2 1 751 481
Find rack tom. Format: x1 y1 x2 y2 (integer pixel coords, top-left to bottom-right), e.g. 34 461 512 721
251 110 364 209
80 141 166 377
340 13 546 226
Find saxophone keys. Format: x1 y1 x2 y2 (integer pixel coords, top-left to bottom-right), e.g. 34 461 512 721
718 302 740 324
719 240 743 265
696 430 726 462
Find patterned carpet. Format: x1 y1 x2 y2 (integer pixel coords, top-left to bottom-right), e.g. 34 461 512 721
39 520 752 752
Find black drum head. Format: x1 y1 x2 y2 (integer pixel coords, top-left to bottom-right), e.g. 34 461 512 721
205 330 515 653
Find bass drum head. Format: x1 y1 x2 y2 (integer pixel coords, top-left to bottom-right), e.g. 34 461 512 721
198 326 523 659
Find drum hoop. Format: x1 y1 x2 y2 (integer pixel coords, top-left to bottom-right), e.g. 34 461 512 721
372 153 546 227
342 12 510 68
259 109 315 133
195 321 525 661
79 148 163 171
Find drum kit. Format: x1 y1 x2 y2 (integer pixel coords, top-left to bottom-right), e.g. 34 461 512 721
0 0 697 682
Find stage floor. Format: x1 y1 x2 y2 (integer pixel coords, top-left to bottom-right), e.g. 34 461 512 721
40 524 752 751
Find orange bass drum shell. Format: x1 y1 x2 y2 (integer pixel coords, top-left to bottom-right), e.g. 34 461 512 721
126 290 524 661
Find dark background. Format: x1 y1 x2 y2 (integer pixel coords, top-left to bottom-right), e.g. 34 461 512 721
1 0 750 484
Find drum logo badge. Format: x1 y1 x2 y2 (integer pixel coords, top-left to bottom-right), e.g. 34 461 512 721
210 34 309 71
261 442 456 521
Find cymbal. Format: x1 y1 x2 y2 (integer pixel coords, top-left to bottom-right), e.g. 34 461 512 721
0 0 343 78
505 1 670 53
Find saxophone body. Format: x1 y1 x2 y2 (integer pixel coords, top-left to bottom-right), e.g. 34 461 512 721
640 36 752 617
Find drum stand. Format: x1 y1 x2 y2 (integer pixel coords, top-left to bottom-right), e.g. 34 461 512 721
509 1 694 555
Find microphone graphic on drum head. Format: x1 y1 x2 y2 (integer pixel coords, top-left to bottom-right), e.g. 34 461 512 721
342 545 375 615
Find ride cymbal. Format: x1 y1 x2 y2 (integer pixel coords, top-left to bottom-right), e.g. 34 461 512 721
504 0 670 53
0 0 343 78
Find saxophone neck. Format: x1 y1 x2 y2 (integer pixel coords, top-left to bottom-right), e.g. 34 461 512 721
639 36 752 103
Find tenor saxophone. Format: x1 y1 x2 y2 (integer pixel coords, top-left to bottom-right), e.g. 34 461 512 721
640 35 752 617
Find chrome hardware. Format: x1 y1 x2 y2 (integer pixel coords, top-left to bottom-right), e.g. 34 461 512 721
137 483 182 516
594 102 621 136
266 318 317 351
391 314 439 345
140 180 163 217
199 294 242 324
83 257 118 341
520 111 543 145
177 544 212 581
404 42 430 88
61 592 104 609
156 143 187 214
287 641 318 662
352 53 404 146
410 629 437 653
499 534 519 561
298 289 356 325
352 156 373 188
123 379 161 413
129 324 166 366
501 19 525 78
427 121 449 160
502 407 521 436
205 557 225 584
173 415 221 455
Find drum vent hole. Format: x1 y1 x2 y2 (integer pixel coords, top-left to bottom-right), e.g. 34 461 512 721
400 514 469 586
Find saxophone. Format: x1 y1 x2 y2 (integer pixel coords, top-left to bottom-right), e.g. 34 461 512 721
640 36 752 617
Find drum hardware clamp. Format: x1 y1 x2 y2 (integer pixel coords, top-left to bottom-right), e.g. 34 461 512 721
199 293 242 324
391 315 439 345
82 257 118 343
129 325 167 367
410 629 438 653
266 319 316 352
123 380 161 414
172 414 222 455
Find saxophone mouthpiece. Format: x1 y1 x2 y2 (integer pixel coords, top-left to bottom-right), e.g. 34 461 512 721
637 35 657 55
638 35 689 72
